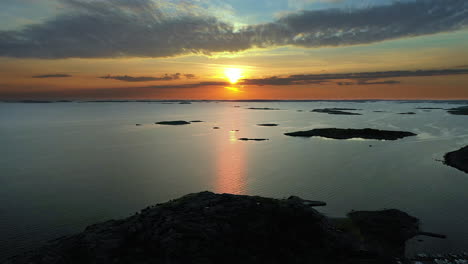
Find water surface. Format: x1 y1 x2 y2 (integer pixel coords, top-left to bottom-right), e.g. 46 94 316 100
1 101 467 259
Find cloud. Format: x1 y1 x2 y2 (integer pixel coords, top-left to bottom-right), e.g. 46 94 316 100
32 74 72 78
241 69 468 86
99 73 195 82
0 0 467 58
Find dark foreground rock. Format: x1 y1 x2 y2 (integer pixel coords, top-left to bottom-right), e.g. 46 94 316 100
156 121 191 125
285 128 417 140
444 145 468 173
5 192 439 264
447 106 468 115
398 112 416 115
257 123 279 127
312 108 362 115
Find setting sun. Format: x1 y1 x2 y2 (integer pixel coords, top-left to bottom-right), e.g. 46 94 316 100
224 68 243 84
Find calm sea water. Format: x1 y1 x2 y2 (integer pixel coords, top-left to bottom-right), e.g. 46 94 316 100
1 101 467 259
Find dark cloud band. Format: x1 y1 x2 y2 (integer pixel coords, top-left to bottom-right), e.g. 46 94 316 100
0 0 467 58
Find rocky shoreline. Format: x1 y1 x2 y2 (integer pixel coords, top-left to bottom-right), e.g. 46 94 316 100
4 192 445 264
444 145 468 173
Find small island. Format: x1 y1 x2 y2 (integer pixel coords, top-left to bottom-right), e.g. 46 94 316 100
247 107 280 110
257 123 279 127
311 108 362 115
156 121 191 125
443 145 468 173
5 192 445 264
284 128 417 140
238 138 269 141
447 106 468 115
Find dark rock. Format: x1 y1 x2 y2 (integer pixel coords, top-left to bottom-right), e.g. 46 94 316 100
135 124 142 126
156 121 191 125
179 101 192 104
238 138 269 141
398 112 416 115
257 123 279 127
213 127 220 129
4 192 431 264
190 120 204 123
311 108 362 115
444 145 468 173
247 107 280 110
284 128 417 140
347 209 420 258
447 106 468 115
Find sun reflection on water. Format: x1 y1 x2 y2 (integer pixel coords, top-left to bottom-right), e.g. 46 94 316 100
214 108 246 194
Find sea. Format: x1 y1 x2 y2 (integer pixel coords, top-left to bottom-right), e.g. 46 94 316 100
1 100 467 260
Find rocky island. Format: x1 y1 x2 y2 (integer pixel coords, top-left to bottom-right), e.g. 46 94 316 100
284 128 417 140
311 108 362 115
447 106 468 115
247 107 280 110
443 145 468 173
156 121 191 125
257 123 279 127
238 138 269 141
3 192 443 264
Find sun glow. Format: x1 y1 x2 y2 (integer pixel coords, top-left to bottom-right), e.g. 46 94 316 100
224 68 243 84
225 86 242 93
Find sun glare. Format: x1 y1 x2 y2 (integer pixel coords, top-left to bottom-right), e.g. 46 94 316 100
225 86 242 93
224 68 243 84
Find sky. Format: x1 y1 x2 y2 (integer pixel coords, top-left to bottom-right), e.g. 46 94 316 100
0 0 467 100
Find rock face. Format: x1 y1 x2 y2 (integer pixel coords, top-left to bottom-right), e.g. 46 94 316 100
447 106 468 115
4 192 429 264
285 128 417 140
311 108 362 115
347 209 420 257
156 121 191 125
444 145 468 173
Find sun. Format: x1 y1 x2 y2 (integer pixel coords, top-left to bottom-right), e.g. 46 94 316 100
224 68 243 84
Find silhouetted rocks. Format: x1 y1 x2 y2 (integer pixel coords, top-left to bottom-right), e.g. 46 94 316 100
444 145 468 174
398 112 416 115
213 127 220 129
4 192 435 264
190 120 204 123
156 121 191 125
285 128 417 140
257 123 279 127
447 106 468 115
311 108 362 115
238 138 269 141
247 107 280 110
347 209 420 257
135 124 142 126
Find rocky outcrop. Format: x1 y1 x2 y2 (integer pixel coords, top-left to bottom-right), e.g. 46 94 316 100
444 145 468 173
311 108 362 115
156 121 191 125
4 192 439 264
447 106 468 115
238 138 269 141
285 128 417 140
257 123 279 127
